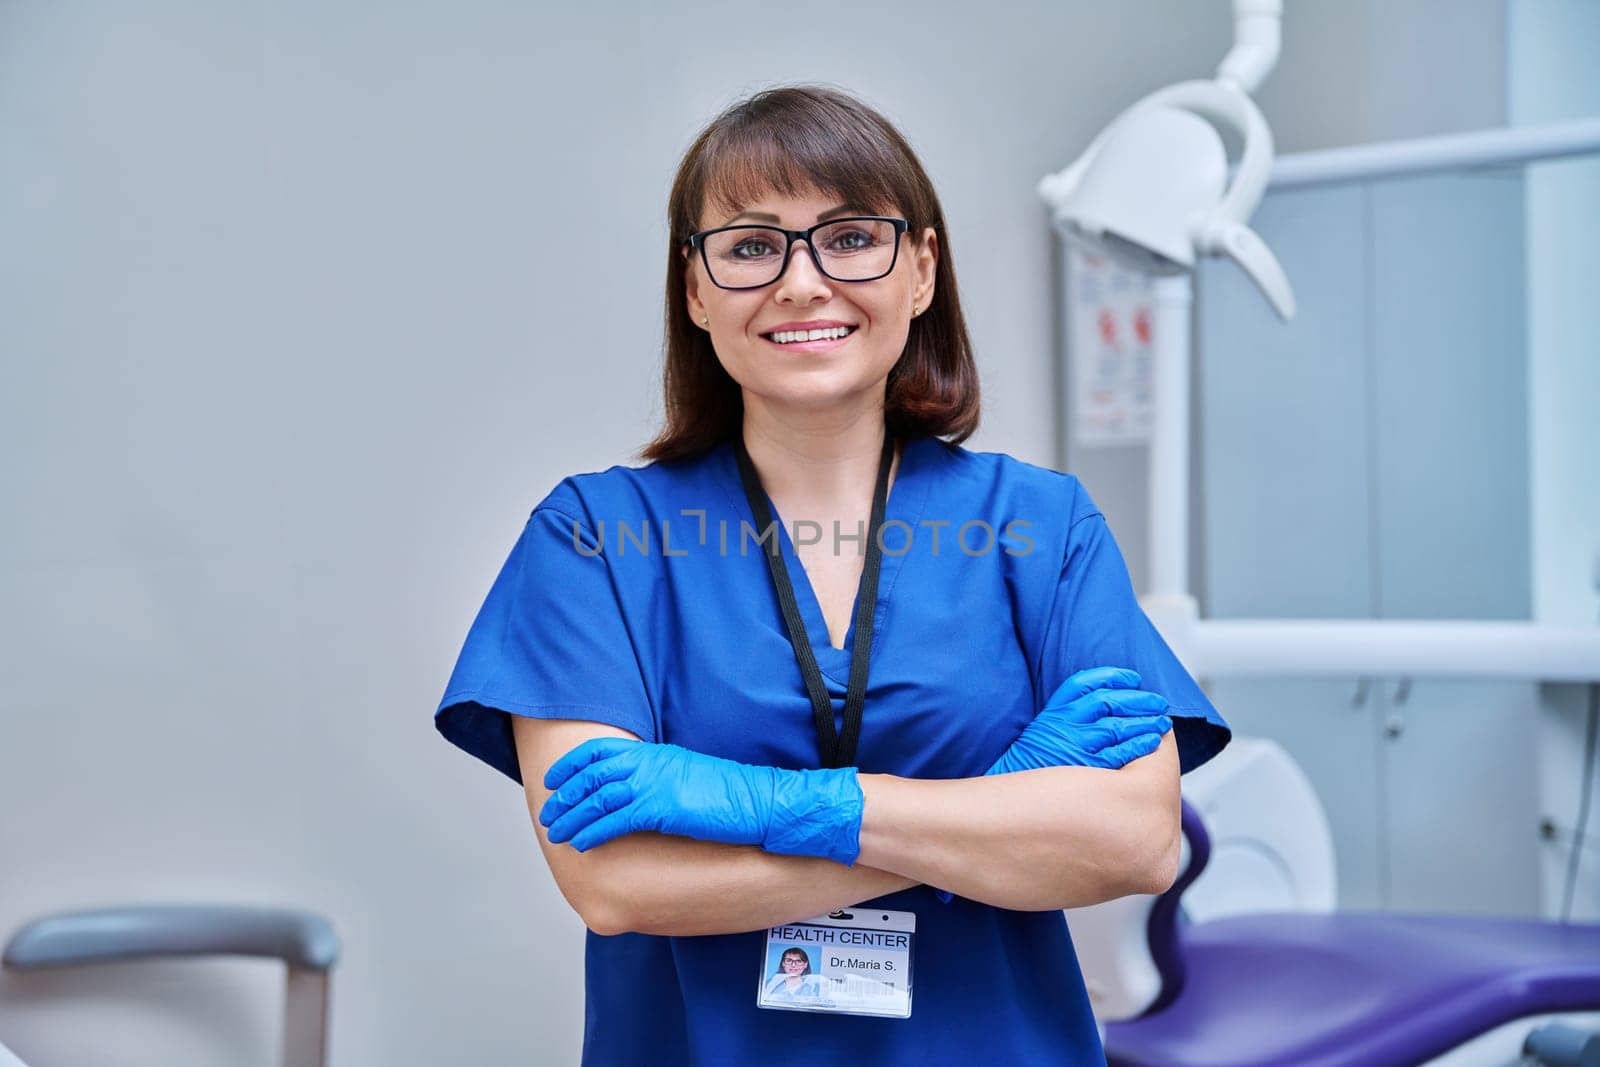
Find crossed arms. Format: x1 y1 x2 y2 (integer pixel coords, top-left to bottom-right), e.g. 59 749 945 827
512 717 1180 937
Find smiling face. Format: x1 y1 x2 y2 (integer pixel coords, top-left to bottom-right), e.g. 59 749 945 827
683 186 937 428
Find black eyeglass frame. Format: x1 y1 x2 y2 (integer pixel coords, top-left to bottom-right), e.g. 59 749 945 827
682 215 912 291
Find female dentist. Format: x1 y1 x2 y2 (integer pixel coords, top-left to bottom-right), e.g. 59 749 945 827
435 83 1230 1065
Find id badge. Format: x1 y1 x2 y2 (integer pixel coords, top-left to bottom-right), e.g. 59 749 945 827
756 907 915 1019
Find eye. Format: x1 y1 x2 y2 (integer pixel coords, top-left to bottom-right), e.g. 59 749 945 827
825 228 873 252
730 237 778 259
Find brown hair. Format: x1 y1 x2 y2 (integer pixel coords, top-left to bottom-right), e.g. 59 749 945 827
637 84 980 464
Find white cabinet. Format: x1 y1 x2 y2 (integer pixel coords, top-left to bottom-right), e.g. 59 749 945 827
1195 170 1541 916
1206 676 1540 914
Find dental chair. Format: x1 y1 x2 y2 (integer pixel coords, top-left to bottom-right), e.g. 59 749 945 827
1 904 338 1067
1072 742 1600 1067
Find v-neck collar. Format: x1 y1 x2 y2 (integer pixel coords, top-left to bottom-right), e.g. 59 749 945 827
716 434 934 684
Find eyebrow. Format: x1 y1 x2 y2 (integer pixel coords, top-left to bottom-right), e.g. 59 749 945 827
723 203 865 226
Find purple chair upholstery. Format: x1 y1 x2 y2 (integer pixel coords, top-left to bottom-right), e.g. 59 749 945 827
1104 800 1600 1067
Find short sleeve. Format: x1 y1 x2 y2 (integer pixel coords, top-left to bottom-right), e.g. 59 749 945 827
1036 481 1231 774
434 503 657 786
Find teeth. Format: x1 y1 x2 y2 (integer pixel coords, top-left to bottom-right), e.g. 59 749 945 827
768 326 854 344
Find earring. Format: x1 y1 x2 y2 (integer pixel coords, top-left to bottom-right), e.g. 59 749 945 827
701 316 709 326
912 305 920 316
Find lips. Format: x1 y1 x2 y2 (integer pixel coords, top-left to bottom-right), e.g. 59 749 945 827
761 319 856 335
760 325 858 351
761 325 858 344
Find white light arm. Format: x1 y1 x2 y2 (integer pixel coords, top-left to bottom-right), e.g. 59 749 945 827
1210 221 1296 318
1147 80 1273 235
1216 0 1283 95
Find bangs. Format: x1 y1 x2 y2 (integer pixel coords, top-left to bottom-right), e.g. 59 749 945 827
692 113 904 228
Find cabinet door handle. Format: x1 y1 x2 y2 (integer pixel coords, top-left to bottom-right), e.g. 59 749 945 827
1392 678 1412 706
1352 678 1371 708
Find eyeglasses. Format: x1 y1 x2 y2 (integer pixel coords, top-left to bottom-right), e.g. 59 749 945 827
683 216 910 290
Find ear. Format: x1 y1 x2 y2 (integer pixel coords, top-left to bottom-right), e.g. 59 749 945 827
682 245 708 328
912 228 938 313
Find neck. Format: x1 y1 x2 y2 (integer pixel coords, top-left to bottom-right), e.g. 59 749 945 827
739 398 895 506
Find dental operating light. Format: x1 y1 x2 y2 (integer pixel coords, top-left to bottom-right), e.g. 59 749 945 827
1035 0 1600 684
1039 0 1296 319
1037 0 1294 622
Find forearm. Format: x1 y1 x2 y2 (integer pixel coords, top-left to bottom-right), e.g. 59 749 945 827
557 830 916 938
855 754 1180 911
531 724 1178 926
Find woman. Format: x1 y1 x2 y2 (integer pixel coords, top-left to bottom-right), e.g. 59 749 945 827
764 947 828 1004
435 84 1230 1063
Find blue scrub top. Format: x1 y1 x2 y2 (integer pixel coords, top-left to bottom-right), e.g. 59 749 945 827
435 433 1230 1065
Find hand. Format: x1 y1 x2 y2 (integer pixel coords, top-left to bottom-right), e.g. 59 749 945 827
930 666 1175 904
986 666 1173 775
538 738 863 865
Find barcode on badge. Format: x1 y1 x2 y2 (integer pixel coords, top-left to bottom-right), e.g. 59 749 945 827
836 976 897 998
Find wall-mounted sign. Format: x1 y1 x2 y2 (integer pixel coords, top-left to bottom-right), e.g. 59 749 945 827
1067 244 1155 447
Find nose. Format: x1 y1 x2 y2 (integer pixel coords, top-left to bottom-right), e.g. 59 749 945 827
773 238 832 304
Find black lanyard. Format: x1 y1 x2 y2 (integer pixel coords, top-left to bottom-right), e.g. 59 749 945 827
733 429 895 770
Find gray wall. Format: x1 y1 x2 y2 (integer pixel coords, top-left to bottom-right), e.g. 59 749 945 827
0 1 1531 1064
1510 0 1600 629
1508 0 1600 923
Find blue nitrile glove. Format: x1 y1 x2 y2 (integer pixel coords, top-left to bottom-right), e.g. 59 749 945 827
931 666 1174 904
986 666 1173 775
539 738 864 866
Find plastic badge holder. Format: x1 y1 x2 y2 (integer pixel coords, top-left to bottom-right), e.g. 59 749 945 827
757 907 915 1019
